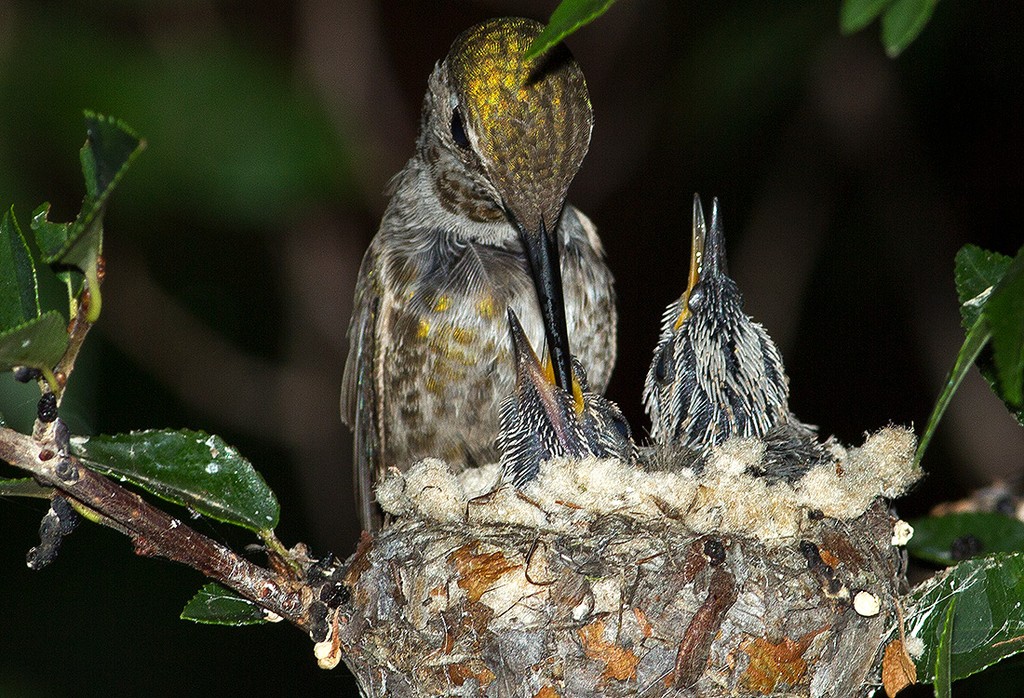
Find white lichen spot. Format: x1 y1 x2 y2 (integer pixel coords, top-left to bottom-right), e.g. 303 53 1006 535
853 590 881 617
205 462 220 475
892 520 914 546
904 634 925 659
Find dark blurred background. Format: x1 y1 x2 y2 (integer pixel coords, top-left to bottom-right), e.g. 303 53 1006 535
0 1 1020 695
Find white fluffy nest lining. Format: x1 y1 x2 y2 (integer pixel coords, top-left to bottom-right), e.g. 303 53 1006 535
376 426 920 541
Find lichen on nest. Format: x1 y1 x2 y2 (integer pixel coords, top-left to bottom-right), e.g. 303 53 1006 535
376 425 920 541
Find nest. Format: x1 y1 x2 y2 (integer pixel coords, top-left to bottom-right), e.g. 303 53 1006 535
339 427 920 697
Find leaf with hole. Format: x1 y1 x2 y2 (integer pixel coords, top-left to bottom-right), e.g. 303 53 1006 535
30 113 144 322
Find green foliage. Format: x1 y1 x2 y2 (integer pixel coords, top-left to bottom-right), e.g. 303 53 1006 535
934 595 955 697
917 244 1024 461
955 245 1024 423
0 8 351 229
985 251 1024 408
0 208 39 325
31 112 144 322
181 583 269 626
955 246 1013 330
906 552 1024 686
915 318 990 462
840 0 939 56
908 513 1024 566
0 209 69 372
527 0 618 58
0 477 52 499
0 113 142 376
72 429 280 533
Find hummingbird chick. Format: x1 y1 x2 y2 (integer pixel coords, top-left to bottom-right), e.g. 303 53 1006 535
499 309 635 488
342 18 617 530
643 196 827 480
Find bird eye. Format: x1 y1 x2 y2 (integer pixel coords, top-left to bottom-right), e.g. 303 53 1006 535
654 346 673 384
610 413 632 441
450 108 471 150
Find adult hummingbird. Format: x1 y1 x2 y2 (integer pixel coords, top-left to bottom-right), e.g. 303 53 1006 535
643 196 826 480
498 308 635 488
342 18 616 531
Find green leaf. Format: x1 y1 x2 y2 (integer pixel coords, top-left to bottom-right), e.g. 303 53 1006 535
934 595 956 697
985 246 1024 407
881 0 939 57
81 111 145 203
916 316 990 462
30 114 144 323
908 513 1024 566
951 244 1024 424
906 552 1024 684
954 245 1012 331
29 204 72 270
526 0 617 59
33 113 144 267
0 477 53 499
71 429 279 533
840 0 895 34
0 208 40 329
181 583 268 626
0 311 70 372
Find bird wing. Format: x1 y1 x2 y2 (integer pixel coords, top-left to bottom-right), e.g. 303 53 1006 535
341 247 384 532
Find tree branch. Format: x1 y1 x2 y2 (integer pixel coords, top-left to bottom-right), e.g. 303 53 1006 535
0 422 321 636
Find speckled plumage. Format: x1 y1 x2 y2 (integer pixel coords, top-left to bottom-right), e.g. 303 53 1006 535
342 18 616 531
498 309 635 488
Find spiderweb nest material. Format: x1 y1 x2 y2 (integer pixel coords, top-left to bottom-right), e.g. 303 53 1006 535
340 427 920 697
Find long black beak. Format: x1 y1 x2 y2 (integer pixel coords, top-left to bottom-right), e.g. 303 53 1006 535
518 218 574 394
704 197 728 278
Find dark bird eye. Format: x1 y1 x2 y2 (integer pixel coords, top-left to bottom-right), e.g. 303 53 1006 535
450 108 471 149
654 346 673 384
610 413 632 441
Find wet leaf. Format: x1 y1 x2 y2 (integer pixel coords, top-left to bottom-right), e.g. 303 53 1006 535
72 429 279 533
